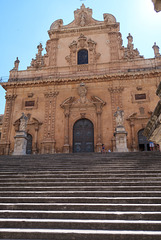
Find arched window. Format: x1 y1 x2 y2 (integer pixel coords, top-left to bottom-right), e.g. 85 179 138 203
78 49 88 65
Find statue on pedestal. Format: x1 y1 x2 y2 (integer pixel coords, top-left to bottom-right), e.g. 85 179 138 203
13 113 28 155
114 107 124 126
114 107 128 152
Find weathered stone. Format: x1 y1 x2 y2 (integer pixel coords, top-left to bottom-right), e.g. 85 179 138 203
0 4 161 155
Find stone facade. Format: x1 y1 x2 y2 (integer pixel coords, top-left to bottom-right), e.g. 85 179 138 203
0 115 3 142
144 82 161 148
152 0 161 12
0 4 161 155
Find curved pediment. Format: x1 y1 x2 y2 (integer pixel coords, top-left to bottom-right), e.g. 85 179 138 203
49 4 117 32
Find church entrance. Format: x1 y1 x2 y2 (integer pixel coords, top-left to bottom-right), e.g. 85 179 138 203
73 119 94 153
26 134 32 154
138 129 150 151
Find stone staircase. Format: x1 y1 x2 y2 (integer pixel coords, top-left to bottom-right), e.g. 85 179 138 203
0 152 161 239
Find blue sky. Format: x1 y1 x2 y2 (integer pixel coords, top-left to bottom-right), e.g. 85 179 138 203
0 0 161 114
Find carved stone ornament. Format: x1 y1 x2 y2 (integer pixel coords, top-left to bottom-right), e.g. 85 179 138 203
19 113 28 131
74 4 93 27
114 107 124 127
11 57 20 71
103 13 116 24
65 34 101 65
152 0 161 12
123 33 143 60
29 43 45 69
152 42 161 58
50 19 63 30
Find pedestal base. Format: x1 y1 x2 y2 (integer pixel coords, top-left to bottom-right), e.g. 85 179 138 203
96 142 102 153
41 141 56 154
63 144 70 153
114 126 128 152
13 131 28 155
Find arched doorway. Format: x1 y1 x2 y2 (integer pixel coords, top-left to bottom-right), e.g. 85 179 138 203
26 134 32 154
73 119 94 153
138 129 150 151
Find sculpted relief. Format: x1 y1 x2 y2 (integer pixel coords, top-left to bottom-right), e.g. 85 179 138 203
65 34 101 66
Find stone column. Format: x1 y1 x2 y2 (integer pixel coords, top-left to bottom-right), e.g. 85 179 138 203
0 94 17 155
130 120 136 151
42 91 59 154
63 107 70 153
95 103 102 152
33 124 38 154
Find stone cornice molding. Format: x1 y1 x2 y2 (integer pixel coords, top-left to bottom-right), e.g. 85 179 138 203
48 23 120 37
2 70 161 90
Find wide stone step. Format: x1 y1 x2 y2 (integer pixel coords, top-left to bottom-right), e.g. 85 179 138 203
1 190 161 197
0 152 161 239
0 196 161 204
1 218 161 231
0 203 161 211
1 177 161 182
0 228 161 240
1 173 161 178
1 181 161 186
1 186 161 191
1 170 161 175
1 210 161 220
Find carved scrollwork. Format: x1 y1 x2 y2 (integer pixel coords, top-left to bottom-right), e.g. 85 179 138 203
65 34 101 66
74 4 93 27
103 13 116 24
123 34 143 60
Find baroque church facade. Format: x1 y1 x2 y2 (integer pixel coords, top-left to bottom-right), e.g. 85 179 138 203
0 4 161 155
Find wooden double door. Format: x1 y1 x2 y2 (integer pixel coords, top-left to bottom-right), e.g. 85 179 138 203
73 119 94 153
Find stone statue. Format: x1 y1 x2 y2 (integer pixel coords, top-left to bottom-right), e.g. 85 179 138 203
114 107 124 126
152 42 160 58
127 33 133 50
37 43 43 56
80 11 86 26
13 57 20 70
77 82 88 104
19 113 28 131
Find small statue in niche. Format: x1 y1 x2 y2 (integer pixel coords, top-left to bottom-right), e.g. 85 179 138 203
80 11 86 27
19 113 28 131
77 82 88 103
114 107 124 127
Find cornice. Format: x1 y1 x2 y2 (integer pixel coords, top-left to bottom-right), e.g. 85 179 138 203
2 69 161 90
48 23 120 37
